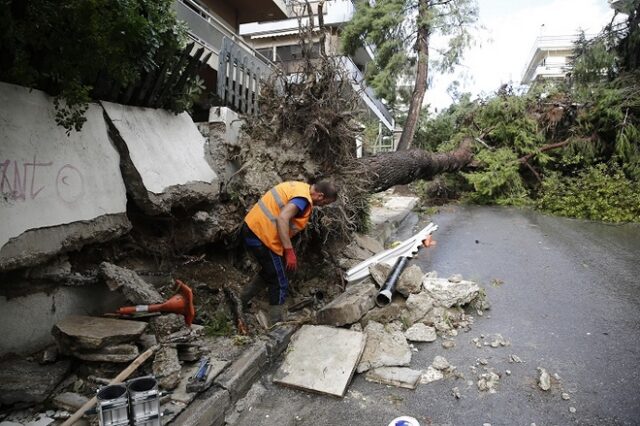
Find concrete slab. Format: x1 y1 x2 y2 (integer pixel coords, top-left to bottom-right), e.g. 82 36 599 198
214 341 269 402
365 367 422 389
316 281 377 326
99 262 163 304
0 82 129 271
273 325 366 397
72 343 139 363
0 359 70 405
370 195 418 227
357 321 411 374
102 102 219 214
52 315 147 351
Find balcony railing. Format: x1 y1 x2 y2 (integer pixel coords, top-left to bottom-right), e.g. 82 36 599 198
336 56 394 131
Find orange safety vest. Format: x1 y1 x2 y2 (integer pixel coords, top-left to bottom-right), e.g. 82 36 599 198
244 182 313 255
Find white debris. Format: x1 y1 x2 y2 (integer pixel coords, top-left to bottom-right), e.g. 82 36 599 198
561 392 571 400
569 407 576 413
404 323 437 342
451 387 461 399
509 354 524 363
422 275 480 308
505 370 512 376
477 371 500 393
441 340 456 349
538 368 551 391
432 356 450 370
420 366 444 384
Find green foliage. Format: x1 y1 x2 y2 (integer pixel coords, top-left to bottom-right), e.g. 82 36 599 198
0 0 196 133
342 0 478 106
537 163 640 222
204 310 234 337
462 148 531 205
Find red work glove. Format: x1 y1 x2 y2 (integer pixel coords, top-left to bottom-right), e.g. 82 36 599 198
283 248 297 272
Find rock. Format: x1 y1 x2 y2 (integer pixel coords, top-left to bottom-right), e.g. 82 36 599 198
488 333 509 348
52 392 89 412
451 387 461 399
153 346 182 390
0 359 71 405
423 275 480 308
365 367 422 389
354 234 384 254
404 323 437 342
357 321 411 373
401 292 434 326
72 343 139 363
343 240 373 261
397 265 424 296
360 298 406 327
477 371 500 393
99 262 164 304
53 315 147 351
40 346 58 364
369 263 392 287
420 366 443 384
509 354 524 363
505 370 512 376
317 281 377 327
448 274 463 283
150 314 187 339
569 407 576 413
432 356 450 370
441 340 456 349
538 368 551 391
562 392 571 400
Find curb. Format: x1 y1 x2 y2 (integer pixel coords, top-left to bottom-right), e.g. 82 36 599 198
169 325 297 425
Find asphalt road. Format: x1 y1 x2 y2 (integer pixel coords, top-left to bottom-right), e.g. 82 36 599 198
234 206 640 426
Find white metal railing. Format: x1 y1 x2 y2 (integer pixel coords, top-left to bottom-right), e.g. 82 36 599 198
173 0 275 67
337 56 394 130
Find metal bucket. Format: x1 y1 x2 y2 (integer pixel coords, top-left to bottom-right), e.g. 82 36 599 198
96 384 129 426
127 376 160 424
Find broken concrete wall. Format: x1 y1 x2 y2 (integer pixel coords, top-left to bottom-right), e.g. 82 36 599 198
102 101 219 215
0 82 131 271
0 284 124 356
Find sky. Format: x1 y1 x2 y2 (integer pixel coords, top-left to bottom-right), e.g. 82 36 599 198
426 0 615 112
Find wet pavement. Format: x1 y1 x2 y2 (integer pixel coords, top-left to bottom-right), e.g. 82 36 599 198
233 205 640 426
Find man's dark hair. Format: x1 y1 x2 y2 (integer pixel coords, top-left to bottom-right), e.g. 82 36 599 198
314 180 339 201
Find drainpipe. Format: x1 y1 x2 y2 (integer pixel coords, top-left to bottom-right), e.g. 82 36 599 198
376 256 409 307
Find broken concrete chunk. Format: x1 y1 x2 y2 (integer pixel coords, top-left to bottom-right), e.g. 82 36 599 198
153 346 182 390
401 292 434 327
316 281 377 327
343 240 374 261
53 315 147 352
477 370 500 393
354 234 384 255
72 343 139 363
357 321 411 374
423 275 480 308
0 359 70 405
441 340 456 349
369 263 392 287
273 325 366 397
99 262 163 304
150 314 187 340
432 356 450 370
538 368 551 391
365 367 422 389
397 265 424 296
360 298 406 328
404 323 437 342
52 392 89 412
420 366 444 384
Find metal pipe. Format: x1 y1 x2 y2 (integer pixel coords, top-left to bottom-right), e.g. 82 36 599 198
376 256 409 307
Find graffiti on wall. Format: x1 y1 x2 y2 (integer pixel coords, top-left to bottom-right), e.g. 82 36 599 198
0 155 85 204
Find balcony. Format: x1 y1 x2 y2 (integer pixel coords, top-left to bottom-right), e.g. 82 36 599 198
521 35 579 84
173 0 274 70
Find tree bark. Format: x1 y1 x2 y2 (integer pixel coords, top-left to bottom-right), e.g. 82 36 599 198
357 138 474 193
396 0 430 151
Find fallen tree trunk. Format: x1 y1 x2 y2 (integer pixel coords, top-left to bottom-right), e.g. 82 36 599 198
356 138 474 193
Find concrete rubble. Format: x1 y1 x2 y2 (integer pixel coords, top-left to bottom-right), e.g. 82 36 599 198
357 321 412 373
52 315 147 352
538 367 552 391
365 367 422 389
423 272 481 308
404 323 437 342
99 262 164 304
0 359 71 405
316 280 377 326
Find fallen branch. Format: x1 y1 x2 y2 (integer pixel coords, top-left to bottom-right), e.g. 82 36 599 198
518 139 572 163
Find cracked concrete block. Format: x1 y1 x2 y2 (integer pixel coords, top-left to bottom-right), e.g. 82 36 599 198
357 321 411 374
401 292 435 327
404 323 437 342
53 315 147 352
0 82 129 272
397 265 424 296
72 343 139 363
153 346 182 390
170 387 230 426
360 297 406 327
316 281 377 326
365 367 422 389
99 262 163 304
423 275 480 308
214 341 268 402
102 102 219 215
0 359 70 405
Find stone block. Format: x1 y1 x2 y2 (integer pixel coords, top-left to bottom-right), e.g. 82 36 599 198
316 281 377 326
168 387 230 426
214 341 268 402
53 315 147 351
